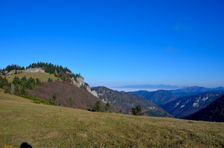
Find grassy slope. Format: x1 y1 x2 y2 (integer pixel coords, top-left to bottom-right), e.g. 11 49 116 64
0 91 224 148
5 72 58 82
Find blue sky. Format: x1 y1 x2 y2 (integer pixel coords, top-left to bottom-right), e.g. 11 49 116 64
0 0 224 88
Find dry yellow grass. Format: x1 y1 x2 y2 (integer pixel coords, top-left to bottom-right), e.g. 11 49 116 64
0 91 224 147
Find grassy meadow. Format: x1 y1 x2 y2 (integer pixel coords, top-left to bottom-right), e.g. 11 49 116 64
5 72 58 82
0 91 224 147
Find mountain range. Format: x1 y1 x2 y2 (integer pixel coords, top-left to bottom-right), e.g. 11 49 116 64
131 87 224 121
186 95 224 122
0 63 171 117
161 92 222 118
1 63 224 122
131 86 224 106
93 87 171 117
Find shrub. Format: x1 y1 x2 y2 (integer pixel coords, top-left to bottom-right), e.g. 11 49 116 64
48 78 53 82
132 105 142 115
105 103 111 112
91 101 104 112
0 76 9 88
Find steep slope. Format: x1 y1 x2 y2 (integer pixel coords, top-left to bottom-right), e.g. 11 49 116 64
29 81 100 110
1 91 224 147
92 87 171 117
186 95 224 122
162 92 222 118
130 90 177 106
0 63 92 91
0 63 101 111
131 86 224 107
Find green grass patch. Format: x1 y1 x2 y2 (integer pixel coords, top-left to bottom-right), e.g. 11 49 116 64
23 95 55 105
6 72 59 82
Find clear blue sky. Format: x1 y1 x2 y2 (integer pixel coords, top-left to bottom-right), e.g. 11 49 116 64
0 0 224 87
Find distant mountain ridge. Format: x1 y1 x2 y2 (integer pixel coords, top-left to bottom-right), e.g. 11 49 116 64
131 86 224 119
171 86 224 98
130 90 177 106
131 86 224 106
118 84 181 91
162 92 223 118
93 86 171 117
186 95 224 122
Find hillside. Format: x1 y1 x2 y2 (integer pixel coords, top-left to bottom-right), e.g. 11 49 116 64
0 63 172 117
131 86 224 106
130 90 177 106
5 72 58 82
1 91 224 147
0 63 102 111
93 87 172 117
162 92 222 118
186 95 224 122
29 81 100 110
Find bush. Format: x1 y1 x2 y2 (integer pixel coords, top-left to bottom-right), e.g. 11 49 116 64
49 93 57 104
0 76 9 88
132 105 142 115
91 101 105 112
3 85 11 94
48 78 53 82
105 103 111 112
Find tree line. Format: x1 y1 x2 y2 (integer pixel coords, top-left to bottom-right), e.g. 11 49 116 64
27 62 82 81
1 62 83 82
0 75 41 96
3 64 25 72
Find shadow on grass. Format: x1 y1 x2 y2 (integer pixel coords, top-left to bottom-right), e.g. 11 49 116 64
20 142 32 148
